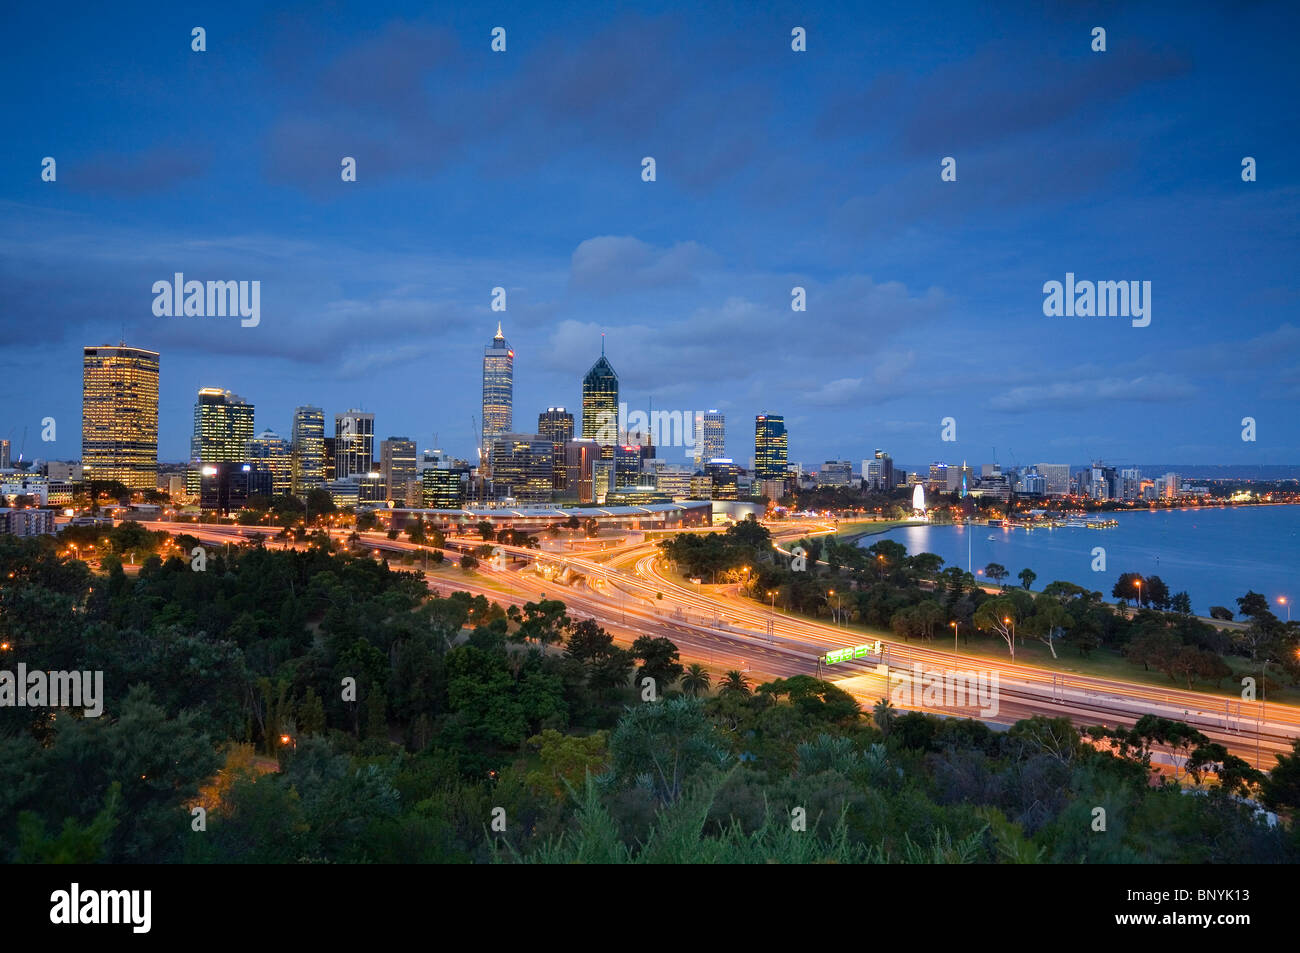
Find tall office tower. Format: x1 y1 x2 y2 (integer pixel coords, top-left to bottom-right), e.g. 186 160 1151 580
614 444 644 488
753 414 788 481
322 437 336 481
187 388 254 494
380 437 417 501
563 438 601 503
1036 463 1070 497
290 405 326 493
538 407 575 489
705 459 740 500
421 466 465 508
819 460 852 486
0 440 9 469
81 344 160 491
874 449 894 490
481 323 514 468
333 409 375 479
247 429 293 496
582 338 619 455
487 433 554 503
694 410 725 469
928 463 950 493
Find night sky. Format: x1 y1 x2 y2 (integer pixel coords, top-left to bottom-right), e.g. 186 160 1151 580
2 1 1297 470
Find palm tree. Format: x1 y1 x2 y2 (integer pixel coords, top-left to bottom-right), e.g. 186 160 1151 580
872 697 897 737
719 670 751 697
681 663 711 697
1018 567 1037 590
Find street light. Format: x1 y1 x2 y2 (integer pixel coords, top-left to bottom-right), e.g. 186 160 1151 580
1134 578 1141 612
1278 596 1290 622
951 620 958 651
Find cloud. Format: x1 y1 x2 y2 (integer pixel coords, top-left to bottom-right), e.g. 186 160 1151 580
569 236 714 292
989 374 1197 411
67 146 207 196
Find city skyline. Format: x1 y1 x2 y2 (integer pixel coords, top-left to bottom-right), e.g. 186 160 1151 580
3 3 1297 469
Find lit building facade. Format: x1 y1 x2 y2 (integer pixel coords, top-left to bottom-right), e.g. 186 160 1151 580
482 324 514 467
582 344 619 455
694 410 725 469
488 433 554 503
247 429 293 496
188 388 254 495
538 408 575 490
291 405 326 493
753 414 787 482
81 344 160 491
333 409 375 480
380 437 417 501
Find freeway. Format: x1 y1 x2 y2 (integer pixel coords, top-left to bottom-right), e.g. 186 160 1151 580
143 518 1298 767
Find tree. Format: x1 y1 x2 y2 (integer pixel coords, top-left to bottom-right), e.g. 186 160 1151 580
406 517 426 544
1209 606 1233 621
476 521 495 541
1124 629 1181 673
459 554 479 572
759 675 860 723
525 730 609 800
983 563 1009 586
1024 599 1071 658
506 599 572 649
1144 575 1171 611
872 698 897 737
1261 737 1300 812
1170 592 1192 615
565 618 615 663
1236 591 1272 620
973 596 1020 659
607 697 727 802
304 488 335 520
680 664 711 697
630 636 684 691
718 670 751 697
1112 572 1145 606
15 782 122 863
1018 568 1037 590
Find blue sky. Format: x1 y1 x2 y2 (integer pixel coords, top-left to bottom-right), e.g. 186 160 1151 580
2 0 1297 471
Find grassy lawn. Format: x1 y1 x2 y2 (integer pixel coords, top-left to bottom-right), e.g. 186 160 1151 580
826 519 926 544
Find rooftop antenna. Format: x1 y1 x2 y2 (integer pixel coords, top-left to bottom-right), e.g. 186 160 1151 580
601 331 605 356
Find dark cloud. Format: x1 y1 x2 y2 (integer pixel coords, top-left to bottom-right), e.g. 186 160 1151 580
67 147 207 196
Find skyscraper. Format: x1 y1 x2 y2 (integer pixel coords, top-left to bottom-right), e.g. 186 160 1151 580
582 338 619 454
247 429 293 495
333 409 375 479
487 433 554 503
694 410 725 470
753 414 787 481
538 408 575 490
482 323 514 459
188 388 254 494
380 437 417 501
290 405 325 493
81 344 159 491
1036 463 1070 497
